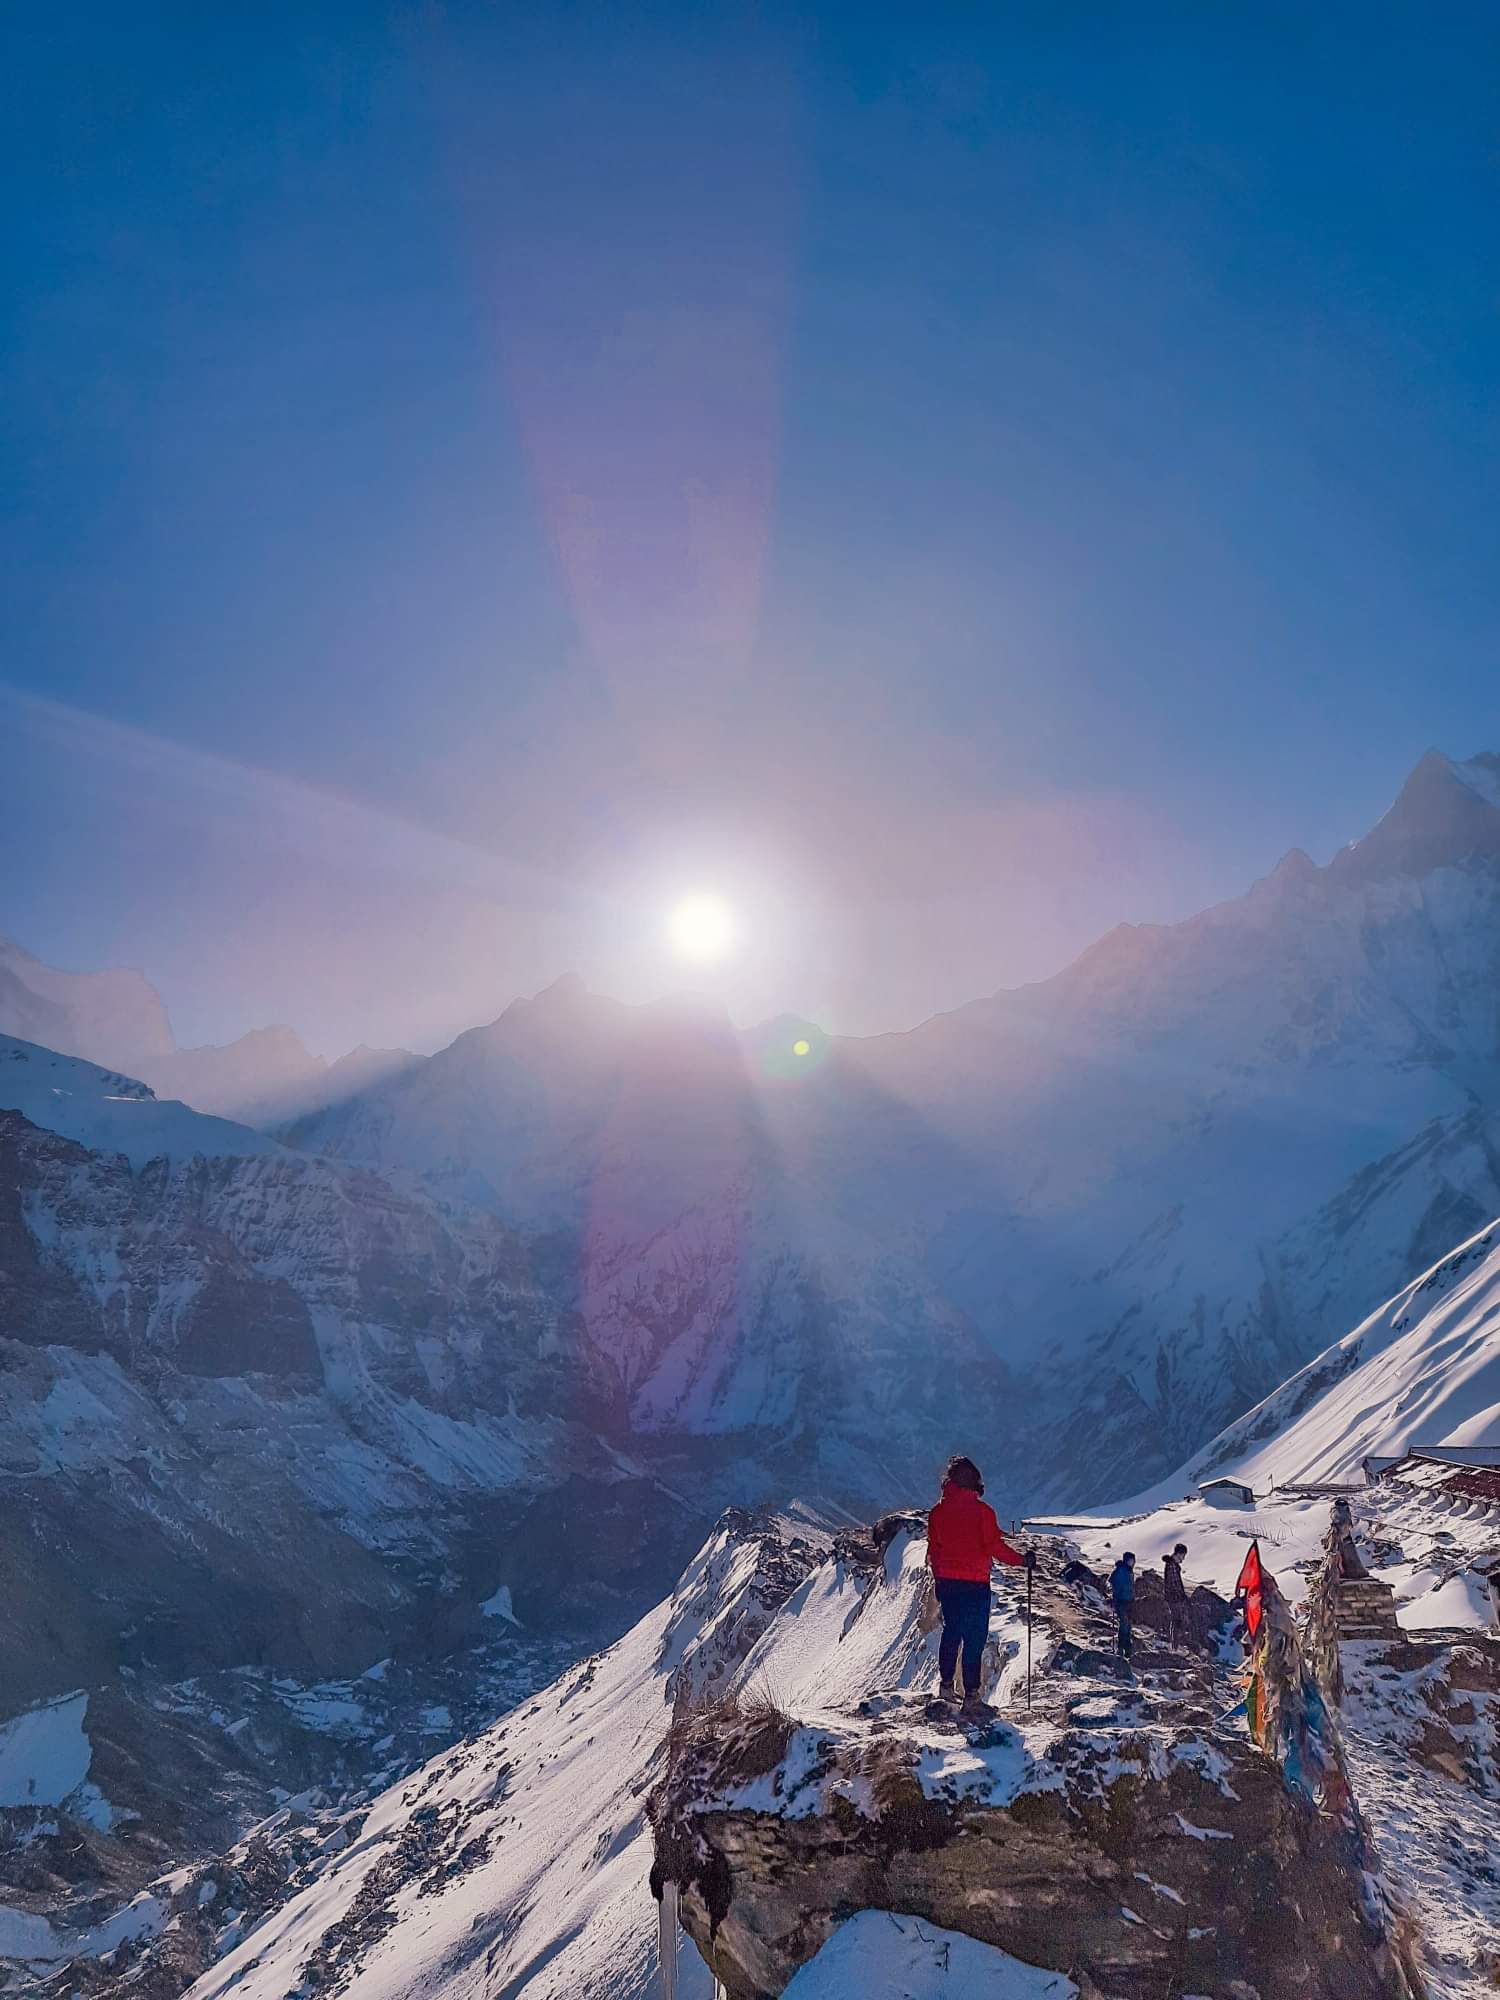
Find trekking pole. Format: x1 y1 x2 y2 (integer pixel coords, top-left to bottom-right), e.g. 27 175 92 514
1025 1560 1033 1710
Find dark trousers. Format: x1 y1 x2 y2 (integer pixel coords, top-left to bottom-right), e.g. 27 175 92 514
1165 1601 1189 1649
936 1578 991 1694
1115 1605 1133 1658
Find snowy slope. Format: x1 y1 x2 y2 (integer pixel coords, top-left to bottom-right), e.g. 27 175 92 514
145 1515 831 2000
1012 1210 1500 1700
1035 1214 1500 1642
1153 1216 1500 1498
0 1035 278 1166
782 1914 1079 2000
184 1597 713 2000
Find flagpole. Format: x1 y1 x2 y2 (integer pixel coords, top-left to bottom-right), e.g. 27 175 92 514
1025 1561 1033 1710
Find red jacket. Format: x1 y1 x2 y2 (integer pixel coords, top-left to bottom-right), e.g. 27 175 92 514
927 1486 1024 1582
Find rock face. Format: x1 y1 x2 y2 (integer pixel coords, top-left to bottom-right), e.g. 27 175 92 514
0 1056 698 1716
655 1710 1400 2000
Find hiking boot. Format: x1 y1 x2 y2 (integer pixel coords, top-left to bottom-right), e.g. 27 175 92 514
960 1693 994 1718
937 1678 960 1702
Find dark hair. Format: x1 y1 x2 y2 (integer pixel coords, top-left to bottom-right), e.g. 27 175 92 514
1173 1543 1188 1556
1121 1550 1136 1564
943 1455 984 1495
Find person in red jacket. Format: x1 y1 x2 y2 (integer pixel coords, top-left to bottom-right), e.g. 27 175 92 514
927 1455 1031 1708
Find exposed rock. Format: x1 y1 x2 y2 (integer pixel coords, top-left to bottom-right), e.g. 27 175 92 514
656 1705 1404 2000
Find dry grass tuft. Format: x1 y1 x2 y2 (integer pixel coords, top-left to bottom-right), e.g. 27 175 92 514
668 1682 798 1786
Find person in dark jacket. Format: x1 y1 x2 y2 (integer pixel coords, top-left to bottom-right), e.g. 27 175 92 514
1163 1542 1190 1649
927 1456 1031 1710
1110 1552 1137 1660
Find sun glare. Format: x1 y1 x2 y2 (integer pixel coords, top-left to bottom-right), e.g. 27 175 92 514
668 893 735 964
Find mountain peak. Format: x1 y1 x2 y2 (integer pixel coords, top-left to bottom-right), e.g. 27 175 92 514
498 971 593 1022
1330 749 1500 886
0 935 176 1072
538 970 588 1004
1248 847 1319 902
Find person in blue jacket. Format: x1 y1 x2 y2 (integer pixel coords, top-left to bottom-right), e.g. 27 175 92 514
1110 1551 1136 1660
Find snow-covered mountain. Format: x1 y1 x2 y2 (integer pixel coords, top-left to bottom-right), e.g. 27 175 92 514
11 749 1500 1506
1 1039 656 1704
0 937 174 1078
10 1196 1500 1997
9 736 1500 1993
1040 1207 1500 1650
0 939 418 1128
1148 1214 1500 1500
146 1031 419 1129
0 1035 1014 1707
288 749 1500 1507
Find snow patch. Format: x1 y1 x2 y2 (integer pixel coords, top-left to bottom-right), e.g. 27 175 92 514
0 1905 62 1962
782 1911 1079 1999
0 1693 91 1807
480 1584 521 1626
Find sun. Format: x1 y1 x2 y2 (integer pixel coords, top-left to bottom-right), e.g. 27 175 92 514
667 893 736 964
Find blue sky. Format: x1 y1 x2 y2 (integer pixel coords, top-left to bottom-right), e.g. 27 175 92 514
4 3 1497 1053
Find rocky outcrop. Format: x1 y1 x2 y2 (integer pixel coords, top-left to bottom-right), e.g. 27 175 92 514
655 1699 1405 2000
651 1534 1416 2000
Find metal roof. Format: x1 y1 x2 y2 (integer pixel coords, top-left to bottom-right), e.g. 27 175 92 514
1385 1455 1500 1504
1371 1444 1500 1472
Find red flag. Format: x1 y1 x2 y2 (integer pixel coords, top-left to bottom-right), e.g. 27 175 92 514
1236 1540 1264 1640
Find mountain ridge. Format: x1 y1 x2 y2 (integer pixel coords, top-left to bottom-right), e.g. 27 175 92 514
277 748 1500 1504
